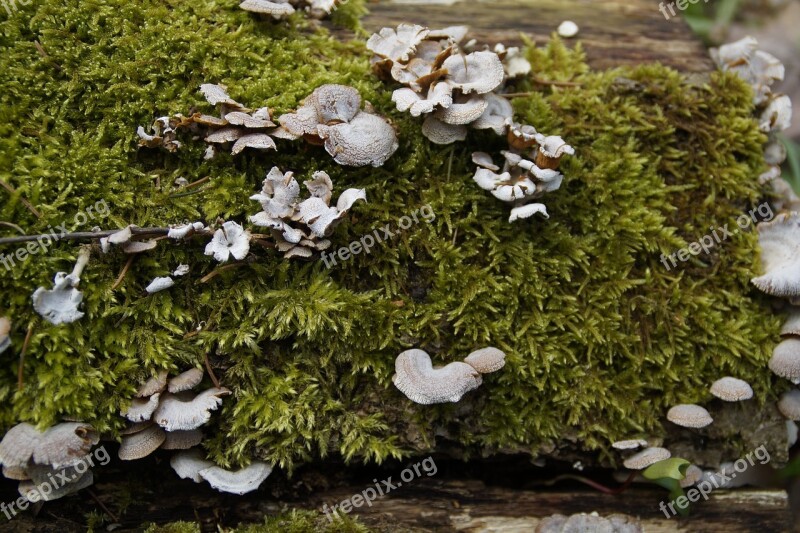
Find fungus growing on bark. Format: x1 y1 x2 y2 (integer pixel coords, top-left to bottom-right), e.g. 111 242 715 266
170 450 272 494
611 439 648 451
0 317 10 354
622 447 671 470
770 338 800 384
751 213 800 297
666 404 713 428
204 221 251 263
709 377 753 402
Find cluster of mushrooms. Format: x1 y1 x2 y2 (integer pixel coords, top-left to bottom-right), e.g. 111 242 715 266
367 24 575 223
139 83 398 168
392 347 506 404
239 0 340 20
0 422 99 502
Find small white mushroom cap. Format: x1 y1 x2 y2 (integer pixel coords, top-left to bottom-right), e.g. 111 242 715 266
199 84 245 108
392 349 483 404
145 277 175 294
153 388 231 431
622 447 671 470
20 470 93 502
680 465 704 488
557 20 579 38
760 95 792 133
123 240 158 254
0 317 10 354
251 166 300 219
205 126 244 144
160 429 204 450
392 83 453 117
710 36 759 69
752 213 800 297
168 368 205 393
199 462 273 495
434 95 488 125
463 347 506 373
118 425 166 460
0 423 39 467
770 338 800 384
304 171 334 204
471 94 513 135
782 310 800 337
137 370 169 397
224 111 275 129
231 133 277 155
311 84 362 124
173 264 190 277
709 377 753 402
33 423 99 468
108 225 133 245
611 439 648 450
167 222 205 240
509 204 549 223
788 421 799 447
778 390 800 421
204 221 251 263
421 115 467 144
666 404 713 428
171 449 214 482
537 135 575 159
32 272 84 325
239 0 295 18
367 23 429 63
443 51 504 94
123 393 161 423
472 152 499 171
317 111 399 167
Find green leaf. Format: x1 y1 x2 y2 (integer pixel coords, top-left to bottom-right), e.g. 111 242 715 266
642 458 691 482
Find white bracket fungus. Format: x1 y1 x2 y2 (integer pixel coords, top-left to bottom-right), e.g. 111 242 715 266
161 429 204 450
168 368 205 393
611 439 648 451
279 84 398 167
778 390 800 421
145 276 175 294
666 404 713 429
557 21 579 38
770 338 800 384
153 388 231 432
170 449 272 494
240 0 341 20
204 221 251 263
119 424 167 461
250 166 366 258
393 347 506 405
622 447 671 470
32 247 91 325
0 422 99 473
123 393 162 423
751 213 800 298
709 377 753 402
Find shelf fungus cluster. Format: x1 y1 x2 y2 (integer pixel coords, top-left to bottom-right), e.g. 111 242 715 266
392 347 506 404
119 369 229 461
366 24 573 223
240 0 341 20
250 166 366 258
277 84 399 167
171 449 272 495
0 422 100 502
712 37 793 197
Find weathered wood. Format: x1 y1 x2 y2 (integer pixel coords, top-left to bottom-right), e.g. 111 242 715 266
358 0 715 72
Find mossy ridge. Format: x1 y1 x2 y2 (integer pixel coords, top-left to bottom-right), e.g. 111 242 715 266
0 0 781 471
142 510 372 533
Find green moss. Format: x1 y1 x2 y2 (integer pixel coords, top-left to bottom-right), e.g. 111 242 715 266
143 511 371 533
0 0 783 472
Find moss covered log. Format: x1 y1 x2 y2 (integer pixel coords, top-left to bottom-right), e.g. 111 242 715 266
0 0 786 480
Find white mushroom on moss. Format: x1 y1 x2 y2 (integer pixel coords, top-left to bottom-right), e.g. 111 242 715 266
170 449 272 495
611 439 648 451
751 213 800 298
0 317 10 354
557 20 579 38
153 388 231 432
145 277 175 294
123 393 162 423
393 348 505 405
709 377 753 402
168 368 205 393
119 424 167 461
204 221 251 263
666 404 713 429
770 338 800 384
622 447 671 470
32 247 91 325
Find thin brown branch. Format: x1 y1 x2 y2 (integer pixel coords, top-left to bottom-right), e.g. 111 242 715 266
111 255 136 290
18 324 34 391
0 178 43 219
204 353 221 388
34 40 62 71
0 221 26 234
199 262 246 284
86 488 120 522
0 227 175 246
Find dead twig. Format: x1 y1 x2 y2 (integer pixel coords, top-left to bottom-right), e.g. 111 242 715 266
18 324 34 391
204 353 221 388
111 255 136 290
0 178 43 219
